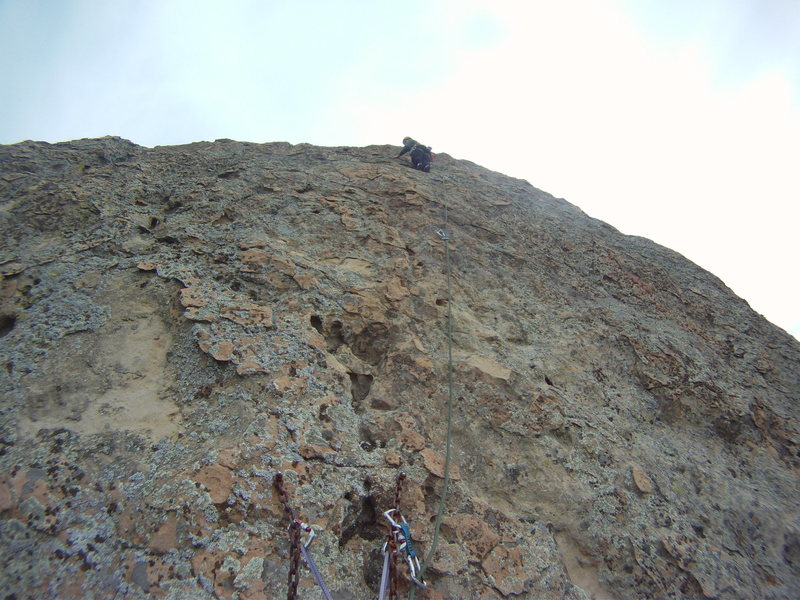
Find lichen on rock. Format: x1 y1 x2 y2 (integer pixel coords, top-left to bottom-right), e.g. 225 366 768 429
0 137 797 599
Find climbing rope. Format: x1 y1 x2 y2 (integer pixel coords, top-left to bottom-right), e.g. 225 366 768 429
409 200 456 598
275 188 457 600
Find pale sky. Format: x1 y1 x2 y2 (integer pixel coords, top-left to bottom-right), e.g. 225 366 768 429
1 0 798 339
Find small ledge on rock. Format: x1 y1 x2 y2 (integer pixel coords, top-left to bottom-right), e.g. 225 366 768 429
464 355 512 381
421 448 461 480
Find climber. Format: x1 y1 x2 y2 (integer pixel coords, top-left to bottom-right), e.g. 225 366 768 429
397 137 433 172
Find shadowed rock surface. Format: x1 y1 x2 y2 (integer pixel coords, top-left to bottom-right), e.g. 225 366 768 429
0 137 798 599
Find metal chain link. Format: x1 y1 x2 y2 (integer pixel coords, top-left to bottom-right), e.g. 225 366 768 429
393 472 406 520
274 472 295 522
274 473 301 600
288 521 302 600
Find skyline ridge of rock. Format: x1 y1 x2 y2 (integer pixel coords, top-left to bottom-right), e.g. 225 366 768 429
0 137 798 599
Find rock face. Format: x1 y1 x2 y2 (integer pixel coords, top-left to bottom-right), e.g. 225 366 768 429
0 137 798 599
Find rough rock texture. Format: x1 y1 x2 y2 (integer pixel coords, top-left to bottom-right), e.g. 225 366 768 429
0 137 798 599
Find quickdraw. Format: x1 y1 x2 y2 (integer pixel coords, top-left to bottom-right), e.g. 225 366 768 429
383 509 428 589
380 472 405 600
378 472 428 599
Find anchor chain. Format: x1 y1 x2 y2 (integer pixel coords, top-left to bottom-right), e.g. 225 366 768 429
274 473 302 600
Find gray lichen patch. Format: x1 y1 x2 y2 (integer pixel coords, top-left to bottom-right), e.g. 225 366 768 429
16 270 182 442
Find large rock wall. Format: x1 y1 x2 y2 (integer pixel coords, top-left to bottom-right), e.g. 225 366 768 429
0 137 798 599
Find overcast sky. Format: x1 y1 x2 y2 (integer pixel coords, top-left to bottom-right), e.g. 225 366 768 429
1 0 798 339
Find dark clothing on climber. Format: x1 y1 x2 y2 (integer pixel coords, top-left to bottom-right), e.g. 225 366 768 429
397 137 432 172
410 144 432 172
